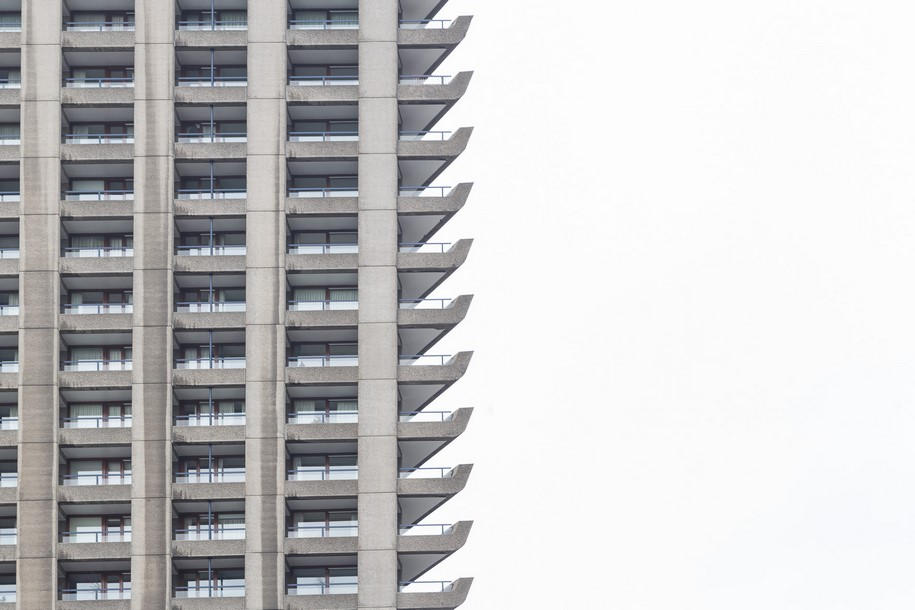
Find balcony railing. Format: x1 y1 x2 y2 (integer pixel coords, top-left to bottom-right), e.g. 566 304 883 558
64 133 134 144
287 581 358 596
61 587 130 601
287 411 358 424
177 20 247 31
176 188 246 200
64 77 134 88
0 362 17 373
0 79 19 89
398 467 454 479
399 74 451 85
399 298 452 309
288 131 359 142
0 248 17 259
399 130 451 141
64 21 135 31
288 299 357 311
398 410 453 423
0 473 14 487
399 19 452 29
176 245 246 256
288 186 358 198
175 412 246 427
399 354 451 366
288 19 358 30
64 190 134 201
62 472 131 486
0 305 16 316
174 584 245 599
398 242 450 253
289 75 358 86
0 22 19 32
0 528 15 544
287 243 358 255
176 301 246 313
287 355 358 368
177 76 247 87
399 580 454 593
287 523 358 538
62 303 132 314
61 529 132 543
0 192 18 201
62 359 132 372
175 469 245 484
0 586 12 603
0 135 18 145
398 185 452 197
287 467 358 481
175 357 245 370
63 246 133 258
177 132 246 143
398 523 453 536
0 416 16 429
62 415 131 429
174 525 245 540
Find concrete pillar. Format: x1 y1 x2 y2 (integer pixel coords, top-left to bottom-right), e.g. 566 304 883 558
131 1 175 608
357 2 401 607
245 1 287 607
17 0 63 607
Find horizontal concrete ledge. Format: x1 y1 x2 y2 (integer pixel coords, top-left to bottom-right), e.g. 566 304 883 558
397 577 473 609
285 366 357 385
284 535 356 556
286 140 357 160
285 593 357 610
0 202 19 219
0 260 16 276
286 85 357 104
397 182 472 215
174 30 246 47
60 200 134 217
398 15 472 47
0 544 12 562
397 239 472 272
397 464 472 497
172 368 245 387
285 309 357 329
61 87 134 105
285 253 357 272
398 71 473 103
0 33 18 49
59 313 133 332
0 374 13 390
0 488 13 504
398 295 472 328
61 142 133 162
172 598 244 610
0 92 14 107
172 424 245 444
58 483 131 503
58 540 130 560
398 520 472 554
285 422 357 442
172 482 245 501
172 538 244 557
174 255 246 273
61 30 135 48
0 430 13 447
398 351 473 383
174 311 245 330
397 127 473 160
0 317 13 333
398 407 473 441
59 601 129 610
175 141 246 160
59 370 132 389
0 147 16 162
60 256 133 275
285 197 357 216
174 199 246 216
286 29 357 48
175 86 246 104
59 427 132 446
285 479 357 498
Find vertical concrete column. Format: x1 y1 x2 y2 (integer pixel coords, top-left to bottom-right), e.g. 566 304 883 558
357 2 401 607
131 2 175 608
17 0 62 606
245 1 287 607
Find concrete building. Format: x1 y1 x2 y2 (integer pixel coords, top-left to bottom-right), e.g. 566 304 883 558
0 0 475 606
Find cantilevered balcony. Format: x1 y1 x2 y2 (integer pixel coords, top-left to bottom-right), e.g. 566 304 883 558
64 9 135 31
63 56 134 88
172 386 245 442
176 104 246 143
285 563 357 598
61 345 132 372
173 500 245 541
397 578 473 609
174 450 245 485
287 509 357 539
288 286 357 312
60 513 131 544
63 162 134 201
288 3 357 30
60 274 133 317
173 558 244 600
177 1 247 31
61 399 131 430
58 388 132 444
59 562 131 601
176 161 246 200
287 444 357 482
63 105 134 144
288 64 357 87
61 452 131 487
177 48 247 87
175 396 245 427
288 174 357 199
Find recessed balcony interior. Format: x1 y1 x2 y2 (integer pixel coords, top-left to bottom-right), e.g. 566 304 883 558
173 557 244 599
399 41 455 78
59 560 130 601
63 49 134 87
176 47 247 86
288 48 357 85
288 0 357 30
59 444 131 487
173 500 245 540
400 0 447 23
175 272 245 313
0 448 13 489
0 506 13 545
177 0 246 30
0 220 16 259
62 105 134 143
286 215 356 254
0 281 14 317
175 216 245 256
0 391 15 430
0 334 16 373
398 380 457 418
61 217 133 258
287 330 357 368
61 274 133 314
174 328 244 369
286 272 357 310
399 99 453 134
287 160 356 198
60 331 132 372
60 387 132 429
0 163 15 200
0 108 18 145
63 0 136 31
173 385 245 427
285 555 357 596
176 160 245 199
0 0 19 32
62 161 134 201
173 443 245 484
0 50 19 88
286 497 357 538
58 502 132 543
287 104 357 141
176 104 246 142
286 384 357 424
287 440 356 481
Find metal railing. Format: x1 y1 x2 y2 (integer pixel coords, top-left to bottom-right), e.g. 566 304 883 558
0 362 16 373
399 19 451 29
399 242 451 253
287 581 358 596
177 75 247 87
62 359 132 372
61 586 129 601
0 416 16 430
399 354 452 366
0 192 18 201
0 23 19 32
64 189 134 201
287 410 358 424
177 132 246 143
398 410 453 423
288 131 358 142
0 79 19 89
287 355 358 368
62 472 131 486
399 298 452 309
399 130 451 141
289 75 358 86
0 473 15 487
175 245 247 256
64 21 135 31
64 77 134 88
288 299 358 311
288 19 358 30
174 525 245 540
176 188 246 200
0 586 12 602
64 133 134 144
0 305 16 316
398 185 452 197
288 186 358 198
177 20 248 30
61 529 131 543
398 523 453 536
62 303 132 314
287 467 358 481
176 301 246 313
62 415 131 429
174 357 246 370
63 246 133 258
398 466 454 479
0 135 18 145
287 523 358 538
399 74 451 85
174 412 246 427
287 243 358 255
399 580 454 593
0 528 15 544
175 469 245 484
0 248 17 259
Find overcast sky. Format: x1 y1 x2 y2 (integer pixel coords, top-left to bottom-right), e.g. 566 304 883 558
420 1 915 608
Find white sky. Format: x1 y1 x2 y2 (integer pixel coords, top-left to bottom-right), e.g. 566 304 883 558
421 1 915 608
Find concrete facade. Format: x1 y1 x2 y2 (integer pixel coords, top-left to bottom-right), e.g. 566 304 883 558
6 0 474 607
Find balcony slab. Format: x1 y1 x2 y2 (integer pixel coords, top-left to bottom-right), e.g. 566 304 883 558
172 598 244 610
174 30 246 47
59 313 133 332
59 256 133 275
284 536 356 556
284 479 357 499
60 143 133 162
396 577 473 609
285 593 358 609
286 85 357 104
171 538 244 557
173 311 245 330
172 482 245 501
61 87 135 105
172 368 245 387
174 255 245 274
174 199 246 216
285 423 357 442
57 484 131 503
175 86 246 105
59 370 132 389
59 427 131 446
285 310 357 329
58 540 130 561
172 425 245 444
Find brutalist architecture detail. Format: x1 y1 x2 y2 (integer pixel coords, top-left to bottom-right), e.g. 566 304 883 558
2 0 475 607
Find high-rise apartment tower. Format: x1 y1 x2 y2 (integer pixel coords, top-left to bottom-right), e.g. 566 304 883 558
0 0 475 606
